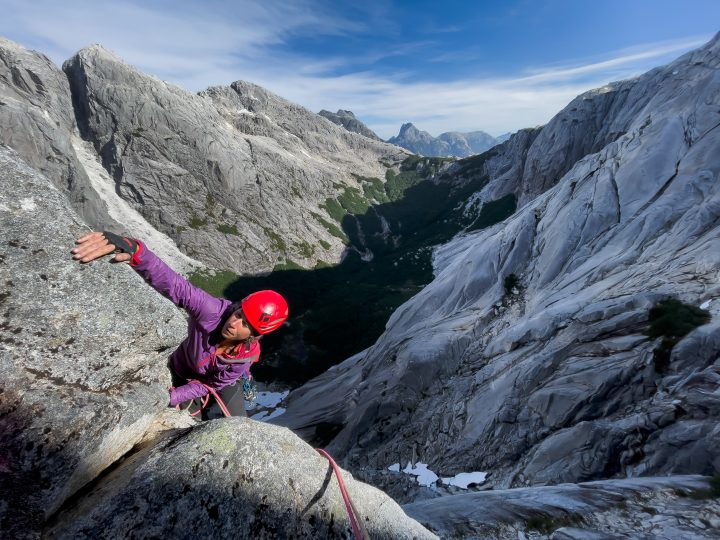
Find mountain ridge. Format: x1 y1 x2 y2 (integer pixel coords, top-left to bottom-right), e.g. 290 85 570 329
388 122 500 157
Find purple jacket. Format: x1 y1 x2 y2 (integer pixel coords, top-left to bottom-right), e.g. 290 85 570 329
129 241 260 405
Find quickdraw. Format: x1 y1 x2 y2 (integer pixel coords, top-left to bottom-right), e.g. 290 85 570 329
242 374 256 403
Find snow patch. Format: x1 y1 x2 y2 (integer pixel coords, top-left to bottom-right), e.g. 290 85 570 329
72 136 203 274
247 389 289 422
441 471 488 489
251 407 286 421
403 462 439 487
700 299 711 310
390 460 488 490
247 390 289 410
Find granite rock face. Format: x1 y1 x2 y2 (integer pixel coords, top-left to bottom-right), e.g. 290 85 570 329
388 122 499 157
63 46 407 273
277 34 720 489
404 476 719 539
47 419 436 539
0 37 111 227
319 108 383 141
0 145 187 538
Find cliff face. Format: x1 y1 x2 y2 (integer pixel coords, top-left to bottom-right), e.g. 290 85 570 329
62 47 407 273
277 34 720 490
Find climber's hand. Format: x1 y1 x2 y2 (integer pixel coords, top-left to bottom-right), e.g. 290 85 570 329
72 231 138 263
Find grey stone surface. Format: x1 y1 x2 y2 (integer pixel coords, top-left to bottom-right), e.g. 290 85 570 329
0 37 112 227
46 419 437 539
0 145 187 538
277 33 720 489
319 108 383 141
63 45 408 273
403 476 719 539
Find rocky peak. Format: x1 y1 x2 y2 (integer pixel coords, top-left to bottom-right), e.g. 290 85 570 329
398 122 419 136
318 108 383 141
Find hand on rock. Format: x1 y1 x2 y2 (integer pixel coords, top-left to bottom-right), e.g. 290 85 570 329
169 387 181 408
72 231 137 263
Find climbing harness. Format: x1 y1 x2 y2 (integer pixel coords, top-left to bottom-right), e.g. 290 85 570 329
177 384 366 539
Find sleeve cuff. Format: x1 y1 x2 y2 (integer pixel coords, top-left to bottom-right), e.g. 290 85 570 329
130 240 144 267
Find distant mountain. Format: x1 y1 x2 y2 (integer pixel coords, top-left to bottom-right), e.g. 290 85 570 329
318 109 383 141
438 130 498 157
387 122 500 157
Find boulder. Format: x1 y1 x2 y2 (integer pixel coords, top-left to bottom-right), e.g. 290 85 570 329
46 419 436 539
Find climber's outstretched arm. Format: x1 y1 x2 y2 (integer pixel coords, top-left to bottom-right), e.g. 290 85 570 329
72 231 225 329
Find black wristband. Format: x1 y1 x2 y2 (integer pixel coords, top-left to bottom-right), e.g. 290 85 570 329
101 231 139 255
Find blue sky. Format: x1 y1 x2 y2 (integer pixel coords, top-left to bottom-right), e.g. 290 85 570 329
1 0 717 139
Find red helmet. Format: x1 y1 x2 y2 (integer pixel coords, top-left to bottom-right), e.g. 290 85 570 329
241 290 289 335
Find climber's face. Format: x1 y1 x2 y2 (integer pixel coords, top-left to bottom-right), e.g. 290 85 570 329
221 309 253 341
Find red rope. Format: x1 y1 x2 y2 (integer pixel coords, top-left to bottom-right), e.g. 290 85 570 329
184 380 232 418
187 394 209 417
315 448 364 540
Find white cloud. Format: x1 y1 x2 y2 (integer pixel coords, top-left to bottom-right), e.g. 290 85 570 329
0 0 712 139
519 36 708 82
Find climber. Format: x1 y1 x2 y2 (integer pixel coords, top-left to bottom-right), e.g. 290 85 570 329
71 231 289 419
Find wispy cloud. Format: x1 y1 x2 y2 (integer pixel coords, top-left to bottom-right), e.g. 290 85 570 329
519 36 709 83
0 0 712 139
